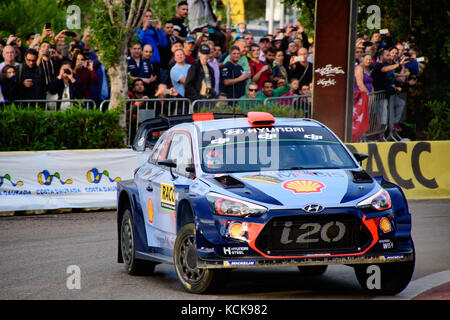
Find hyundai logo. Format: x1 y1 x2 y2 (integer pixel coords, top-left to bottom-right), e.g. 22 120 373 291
303 204 324 213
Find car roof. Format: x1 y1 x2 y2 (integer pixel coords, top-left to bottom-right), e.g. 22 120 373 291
191 117 324 132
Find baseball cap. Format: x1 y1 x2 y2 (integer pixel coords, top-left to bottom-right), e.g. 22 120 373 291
185 36 195 43
199 44 211 54
259 37 270 43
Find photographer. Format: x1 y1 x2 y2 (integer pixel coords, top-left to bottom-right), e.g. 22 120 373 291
185 44 216 101
48 59 83 110
71 51 98 100
137 10 168 68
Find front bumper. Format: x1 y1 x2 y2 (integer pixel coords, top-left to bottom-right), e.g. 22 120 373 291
195 207 413 269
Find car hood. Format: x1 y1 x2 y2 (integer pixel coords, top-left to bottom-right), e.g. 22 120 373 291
205 169 378 209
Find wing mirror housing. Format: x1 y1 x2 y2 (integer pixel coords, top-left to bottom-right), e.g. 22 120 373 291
353 153 368 166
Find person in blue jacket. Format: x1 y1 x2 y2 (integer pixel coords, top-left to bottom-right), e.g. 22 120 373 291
136 10 168 67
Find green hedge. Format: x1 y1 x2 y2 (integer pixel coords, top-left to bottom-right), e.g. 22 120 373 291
0 105 126 151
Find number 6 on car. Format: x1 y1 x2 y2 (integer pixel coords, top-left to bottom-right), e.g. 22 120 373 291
116 112 415 295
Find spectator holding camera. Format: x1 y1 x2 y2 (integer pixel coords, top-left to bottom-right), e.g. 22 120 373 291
137 10 168 68
185 44 215 101
71 51 99 100
48 59 83 110
288 47 313 87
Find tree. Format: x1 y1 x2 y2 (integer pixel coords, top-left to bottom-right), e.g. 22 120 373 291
89 0 151 112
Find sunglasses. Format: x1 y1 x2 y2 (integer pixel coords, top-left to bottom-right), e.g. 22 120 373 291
248 88 258 92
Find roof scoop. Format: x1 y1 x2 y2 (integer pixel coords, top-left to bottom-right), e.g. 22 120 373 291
247 112 275 127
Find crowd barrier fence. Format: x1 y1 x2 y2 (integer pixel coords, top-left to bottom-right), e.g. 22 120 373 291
3 91 402 144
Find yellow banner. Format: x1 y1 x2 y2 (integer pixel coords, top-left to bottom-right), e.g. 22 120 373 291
345 141 450 200
222 0 245 25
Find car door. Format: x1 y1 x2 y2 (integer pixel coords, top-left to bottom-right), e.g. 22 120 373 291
149 130 195 251
135 132 173 251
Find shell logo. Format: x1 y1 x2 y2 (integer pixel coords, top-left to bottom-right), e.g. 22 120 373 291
283 179 325 194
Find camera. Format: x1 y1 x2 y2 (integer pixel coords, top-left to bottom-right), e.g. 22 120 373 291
64 69 71 75
65 31 76 37
363 41 373 47
45 22 51 29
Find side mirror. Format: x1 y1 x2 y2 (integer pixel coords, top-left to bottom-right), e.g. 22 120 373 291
158 159 177 168
353 153 368 165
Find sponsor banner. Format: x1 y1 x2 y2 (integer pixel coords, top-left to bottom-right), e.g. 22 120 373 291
346 141 450 199
0 149 148 212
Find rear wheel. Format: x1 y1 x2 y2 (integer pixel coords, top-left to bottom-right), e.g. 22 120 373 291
120 207 156 275
354 239 415 295
174 223 229 294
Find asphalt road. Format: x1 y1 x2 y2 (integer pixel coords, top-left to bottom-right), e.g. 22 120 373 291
0 199 449 300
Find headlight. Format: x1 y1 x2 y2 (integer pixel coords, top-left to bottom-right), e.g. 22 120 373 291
206 192 267 217
357 189 392 211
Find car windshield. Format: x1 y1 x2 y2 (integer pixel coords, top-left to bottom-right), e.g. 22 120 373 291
199 126 357 173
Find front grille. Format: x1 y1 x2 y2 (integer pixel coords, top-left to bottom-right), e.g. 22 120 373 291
255 214 371 256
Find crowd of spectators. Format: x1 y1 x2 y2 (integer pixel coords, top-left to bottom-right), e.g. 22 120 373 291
0 0 426 134
353 31 425 132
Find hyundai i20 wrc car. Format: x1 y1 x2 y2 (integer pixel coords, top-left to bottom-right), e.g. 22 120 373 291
116 112 415 294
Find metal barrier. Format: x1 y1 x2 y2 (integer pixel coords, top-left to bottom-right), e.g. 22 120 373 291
191 98 262 113
100 98 191 145
263 95 312 118
358 90 388 142
4 99 97 110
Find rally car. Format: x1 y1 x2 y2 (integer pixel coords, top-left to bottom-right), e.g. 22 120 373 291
116 112 415 294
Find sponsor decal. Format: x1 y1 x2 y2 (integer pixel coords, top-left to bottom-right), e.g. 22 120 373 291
378 239 394 250
304 134 323 140
240 174 283 184
0 174 24 187
86 168 121 184
147 198 154 224
223 260 256 267
161 184 175 210
38 170 72 185
283 179 325 194
379 217 392 233
222 246 249 256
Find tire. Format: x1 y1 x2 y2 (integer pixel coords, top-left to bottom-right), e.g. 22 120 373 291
354 239 415 295
297 265 328 276
174 223 229 294
120 207 156 276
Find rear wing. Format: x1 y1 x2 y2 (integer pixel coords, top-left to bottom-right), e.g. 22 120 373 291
132 113 245 151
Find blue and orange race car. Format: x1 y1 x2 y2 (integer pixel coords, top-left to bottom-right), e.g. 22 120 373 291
116 112 415 294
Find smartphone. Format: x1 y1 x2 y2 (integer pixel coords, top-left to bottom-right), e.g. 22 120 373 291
45 22 52 29
164 89 172 95
416 57 425 62
65 31 76 37
149 20 158 26
379 28 389 35
207 27 214 34
294 56 304 62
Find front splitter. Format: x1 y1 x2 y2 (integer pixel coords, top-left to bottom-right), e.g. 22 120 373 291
198 252 414 269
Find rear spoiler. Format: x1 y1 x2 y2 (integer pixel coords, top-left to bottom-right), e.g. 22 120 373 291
132 113 245 151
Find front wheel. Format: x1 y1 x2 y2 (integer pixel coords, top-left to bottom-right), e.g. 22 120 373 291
354 239 415 295
174 223 229 294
